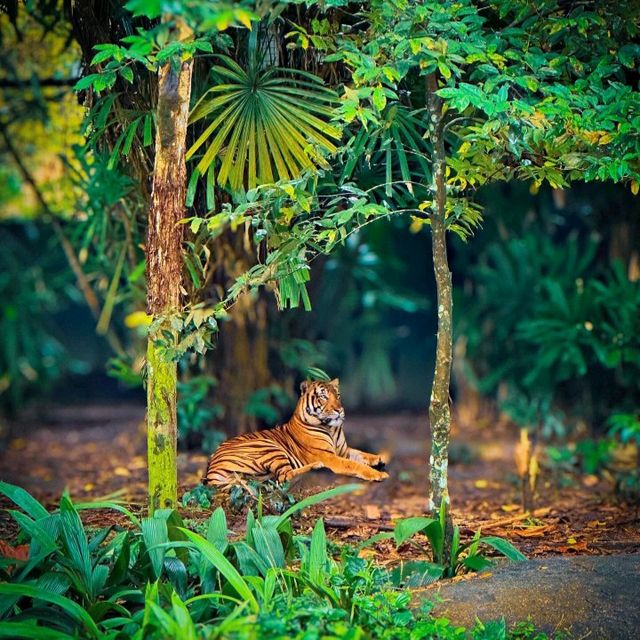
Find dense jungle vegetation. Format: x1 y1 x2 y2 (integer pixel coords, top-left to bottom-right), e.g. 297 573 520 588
1 0 639 638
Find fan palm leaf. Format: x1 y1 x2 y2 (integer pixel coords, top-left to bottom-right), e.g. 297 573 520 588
187 56 341 191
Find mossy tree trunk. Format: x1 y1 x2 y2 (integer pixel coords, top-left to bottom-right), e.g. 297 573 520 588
426 73 454 545
146 20 193 513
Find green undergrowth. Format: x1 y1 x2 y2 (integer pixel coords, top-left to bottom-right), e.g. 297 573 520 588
0 481 562 639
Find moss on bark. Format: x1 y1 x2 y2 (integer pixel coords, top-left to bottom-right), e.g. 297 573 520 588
146 336 178 511
145 18 193 513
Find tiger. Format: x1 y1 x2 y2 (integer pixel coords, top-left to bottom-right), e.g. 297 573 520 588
202 378 389 486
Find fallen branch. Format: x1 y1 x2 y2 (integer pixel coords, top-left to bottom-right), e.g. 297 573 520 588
474 507 552 532
325 516 394 532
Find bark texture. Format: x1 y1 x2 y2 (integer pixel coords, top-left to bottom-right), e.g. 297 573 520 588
426 74 454 520
146 24 193 513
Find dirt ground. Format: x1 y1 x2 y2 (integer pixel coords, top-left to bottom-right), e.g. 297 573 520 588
1 401 639 563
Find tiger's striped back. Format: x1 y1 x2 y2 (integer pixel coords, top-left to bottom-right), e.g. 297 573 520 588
203 379 347 486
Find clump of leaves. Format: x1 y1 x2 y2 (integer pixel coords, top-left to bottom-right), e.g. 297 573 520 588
182 483 217 509
177 374 225 452
227 479 296 515
0 481 557 640
364 500 526 586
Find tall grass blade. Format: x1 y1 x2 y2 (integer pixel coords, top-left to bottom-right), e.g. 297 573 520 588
393 517 437 546
0 584 100 638
178 528 259 613
0 482 49 520
308 518 327 585
274 484 362 529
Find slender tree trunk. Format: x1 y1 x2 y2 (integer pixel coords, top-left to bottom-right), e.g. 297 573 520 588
146 21 193 513
426 74 454 533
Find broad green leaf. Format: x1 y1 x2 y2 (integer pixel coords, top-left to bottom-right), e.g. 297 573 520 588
393 517 437 546
479 536 527 562
0 481 49 520
274 484 362 529
389 560 444 587
0 584 100 638
308 518 327 585
206 507 229 553
178 528 259 613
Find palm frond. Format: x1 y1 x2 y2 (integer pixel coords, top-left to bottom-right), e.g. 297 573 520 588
188 56 341 191
340 104 432 198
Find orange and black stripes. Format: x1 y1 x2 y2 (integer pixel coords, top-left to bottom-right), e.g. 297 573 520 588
203 379 389 487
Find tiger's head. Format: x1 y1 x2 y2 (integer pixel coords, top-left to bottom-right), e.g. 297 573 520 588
296 379 344 428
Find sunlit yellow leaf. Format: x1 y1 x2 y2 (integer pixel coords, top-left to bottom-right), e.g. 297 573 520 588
528 110 547 128
234 9 253 30
409 216 426 233
125 311 152 328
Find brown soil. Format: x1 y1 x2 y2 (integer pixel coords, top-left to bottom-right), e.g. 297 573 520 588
1 402 639 563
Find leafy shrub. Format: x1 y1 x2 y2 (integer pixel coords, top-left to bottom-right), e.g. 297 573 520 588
0 225 74 413
0 482 553 640
364 501 526 586
608 413 640 447
177 375 224 452
460 231 640 438
244 385 293 425
608 413 640 501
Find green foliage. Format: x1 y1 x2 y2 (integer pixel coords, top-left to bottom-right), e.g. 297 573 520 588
188 51 341 191
339 103 431 201
326 0 640 246
0 482 558 640
74 1 255 95
182 483 217 509
608 413 640 446
244 384 291 425
294 224 429 407
0 225 75 412
177 375 224 451
460 230 640 436
384 501 526 582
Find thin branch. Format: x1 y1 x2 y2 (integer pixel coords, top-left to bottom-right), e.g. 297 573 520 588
0 77 80 89
0 120 125 356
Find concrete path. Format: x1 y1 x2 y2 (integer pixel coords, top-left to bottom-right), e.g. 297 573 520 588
415 555 640 639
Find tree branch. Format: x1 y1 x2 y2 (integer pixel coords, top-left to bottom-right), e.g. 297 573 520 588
0 120 125 355
0 77 80 89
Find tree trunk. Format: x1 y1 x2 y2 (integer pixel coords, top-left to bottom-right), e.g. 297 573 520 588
146 21 193 513
426 74 454 533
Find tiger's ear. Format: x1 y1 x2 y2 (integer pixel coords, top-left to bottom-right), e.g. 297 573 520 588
300 380 309 393
329 378 340 389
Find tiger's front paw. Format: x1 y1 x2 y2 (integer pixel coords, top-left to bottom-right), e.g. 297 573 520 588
369 470 389 482
371 452 390 470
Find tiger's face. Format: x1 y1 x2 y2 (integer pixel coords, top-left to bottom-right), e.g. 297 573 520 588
297 379 345 428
